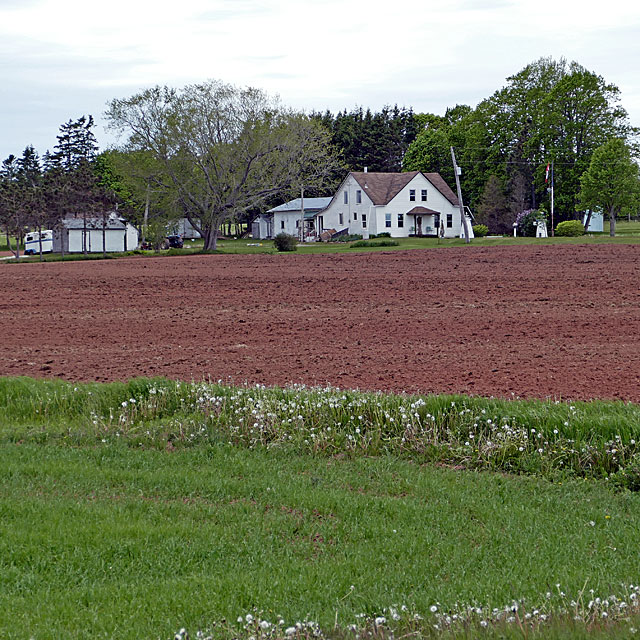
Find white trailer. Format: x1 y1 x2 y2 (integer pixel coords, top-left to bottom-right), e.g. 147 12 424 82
24 230 53 254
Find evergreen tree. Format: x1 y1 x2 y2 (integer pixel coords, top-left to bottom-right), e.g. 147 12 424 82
0 154 30 257
49 115 99 170
477 175 513 234
314 105 419 173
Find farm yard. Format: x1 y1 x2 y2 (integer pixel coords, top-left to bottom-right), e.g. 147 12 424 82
3 243 640 639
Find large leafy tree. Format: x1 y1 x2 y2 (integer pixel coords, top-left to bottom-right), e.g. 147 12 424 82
404 57 635 222
106 80 341 250
470 58 633 219
579 138 640 236
403 105 473 192
96 149 180 247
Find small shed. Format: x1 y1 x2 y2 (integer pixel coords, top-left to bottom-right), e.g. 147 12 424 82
173 217 202 239
53 213 139 253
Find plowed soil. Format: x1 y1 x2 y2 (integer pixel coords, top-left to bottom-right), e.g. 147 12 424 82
1 244 639 401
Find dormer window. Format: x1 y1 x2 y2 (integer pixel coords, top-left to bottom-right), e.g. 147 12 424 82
409 189 416 201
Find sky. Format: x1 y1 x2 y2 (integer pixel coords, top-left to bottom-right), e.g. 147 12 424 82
1 0 639 160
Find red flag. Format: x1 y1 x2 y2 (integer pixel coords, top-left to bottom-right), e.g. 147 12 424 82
545 163 550 183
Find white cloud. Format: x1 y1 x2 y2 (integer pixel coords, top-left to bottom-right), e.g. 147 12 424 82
0 0 639 157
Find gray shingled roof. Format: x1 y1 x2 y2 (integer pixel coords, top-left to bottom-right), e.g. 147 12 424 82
62 216 129 230
268 197 332 213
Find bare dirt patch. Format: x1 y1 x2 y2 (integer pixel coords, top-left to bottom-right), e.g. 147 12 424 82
1 244 639 401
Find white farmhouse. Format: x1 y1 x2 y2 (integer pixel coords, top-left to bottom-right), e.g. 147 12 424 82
319 171 471 239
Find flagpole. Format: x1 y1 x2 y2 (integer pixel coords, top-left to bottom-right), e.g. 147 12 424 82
551 161 554 237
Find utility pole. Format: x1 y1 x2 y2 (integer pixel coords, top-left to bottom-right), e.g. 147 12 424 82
450 147 470 244
143 180 150 244
299 186 304 243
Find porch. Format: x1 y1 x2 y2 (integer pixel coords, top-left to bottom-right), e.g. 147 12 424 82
406 207 441 237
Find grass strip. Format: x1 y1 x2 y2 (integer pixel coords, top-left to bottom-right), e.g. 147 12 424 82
1 377 640 488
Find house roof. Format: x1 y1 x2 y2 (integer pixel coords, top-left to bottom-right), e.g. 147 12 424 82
423 173 460 206
62 216 130 230
268 197 332 214
350 171 459 207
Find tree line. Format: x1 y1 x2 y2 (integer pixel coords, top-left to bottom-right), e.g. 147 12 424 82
2 56 638 253
0 116 119 258
403 57 639 233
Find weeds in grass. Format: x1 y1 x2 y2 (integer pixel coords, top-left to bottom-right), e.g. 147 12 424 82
3 378 640 487
174 583 640 639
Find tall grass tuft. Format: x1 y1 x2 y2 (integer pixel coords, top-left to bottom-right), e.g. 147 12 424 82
2 377 640 486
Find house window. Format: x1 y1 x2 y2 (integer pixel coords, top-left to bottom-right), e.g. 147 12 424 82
385 213 391 228
434 214 440 230
446 214 453 228
362 214 367 228
354 211 357 221
339 212 344 225
296 220 300 228
344 190 348 204
281 220 285 230
356 190 362 204
421 189 427 201
398 214 404 228
409 189 416 201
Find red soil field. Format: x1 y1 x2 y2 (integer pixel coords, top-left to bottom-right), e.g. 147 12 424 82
1 244 639 401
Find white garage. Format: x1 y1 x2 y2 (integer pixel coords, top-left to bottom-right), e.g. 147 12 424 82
54 214 139 253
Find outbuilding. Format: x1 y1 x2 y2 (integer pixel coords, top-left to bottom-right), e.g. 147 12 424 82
253 197 333 241
53 213 139 253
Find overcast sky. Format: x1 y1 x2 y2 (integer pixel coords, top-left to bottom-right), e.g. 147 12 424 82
1 0 639 160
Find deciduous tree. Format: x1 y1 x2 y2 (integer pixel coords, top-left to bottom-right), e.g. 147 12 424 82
579 138 640 236
106 80 341 250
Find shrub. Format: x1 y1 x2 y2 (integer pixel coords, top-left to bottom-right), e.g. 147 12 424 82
515 209 547 237
555 220 585 236
472 224 489 237
350 239 399 248
611 461 640 492
330 234 362 243
372 232 392 238
273 233 298 252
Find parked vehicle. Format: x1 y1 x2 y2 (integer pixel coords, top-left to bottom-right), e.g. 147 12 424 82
24 230 53 254
140 235 184 250
164 235 184 249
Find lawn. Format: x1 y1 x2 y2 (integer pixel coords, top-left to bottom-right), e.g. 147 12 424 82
3 219 640 262
2 378 640 639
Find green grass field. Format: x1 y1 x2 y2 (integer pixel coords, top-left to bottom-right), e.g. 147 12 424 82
2 378 640 639
3 219 640 262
